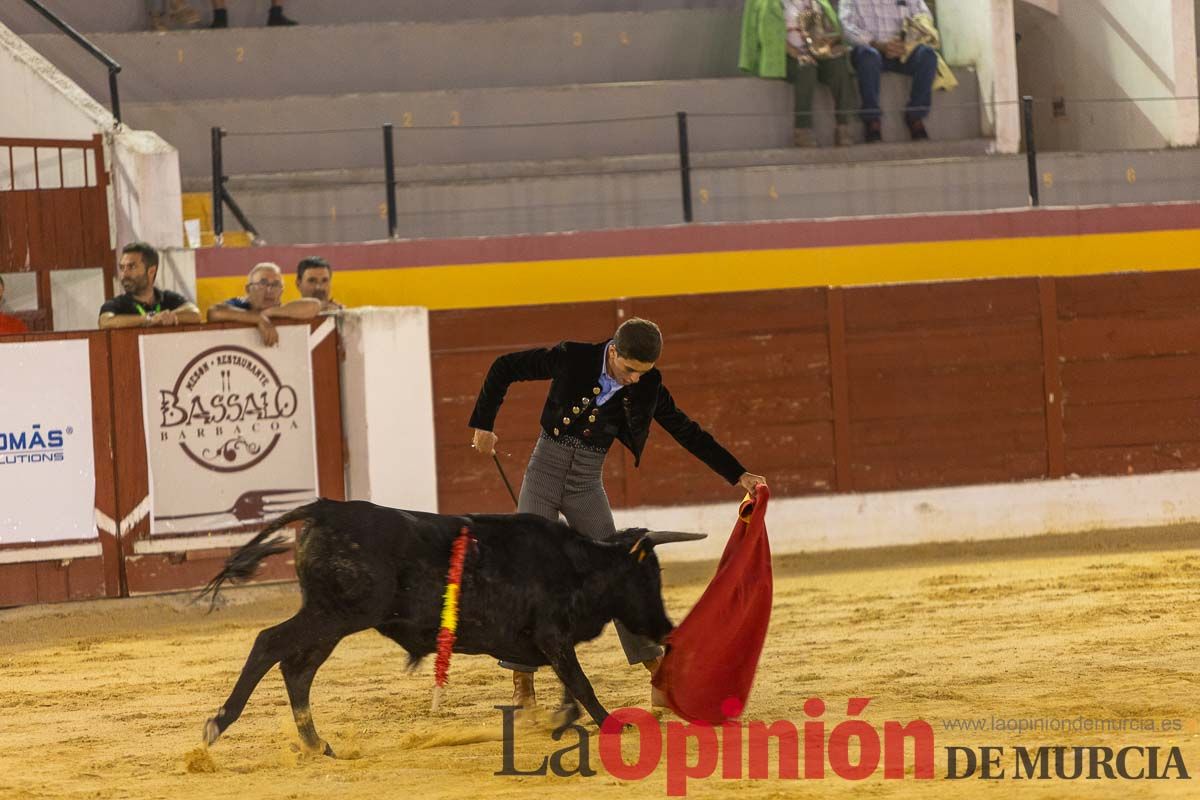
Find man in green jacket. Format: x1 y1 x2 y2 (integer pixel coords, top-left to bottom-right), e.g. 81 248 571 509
739 0 857 147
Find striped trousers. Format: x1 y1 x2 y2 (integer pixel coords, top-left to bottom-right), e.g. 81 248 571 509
499 432 664 672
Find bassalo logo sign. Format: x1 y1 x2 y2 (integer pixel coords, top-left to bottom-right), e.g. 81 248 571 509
157 345 301 473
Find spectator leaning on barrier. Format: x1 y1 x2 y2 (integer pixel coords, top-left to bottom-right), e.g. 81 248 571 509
296 256 343 313
98 242 202 330
0 275 29 335
839 0 943 143
740 0 856 148
208 262 320 346
210 0 296 28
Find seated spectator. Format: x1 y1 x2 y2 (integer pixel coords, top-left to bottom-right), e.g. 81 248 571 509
740 0 855 148
210 0 296 28
0 275 28 335
98 242 202 329
839 0 940 142
296 256 343 313
208 262 320 346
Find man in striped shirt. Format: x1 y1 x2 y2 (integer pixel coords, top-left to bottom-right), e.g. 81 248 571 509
839 0 938 142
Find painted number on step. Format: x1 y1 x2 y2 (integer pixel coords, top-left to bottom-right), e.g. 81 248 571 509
402 112 414 128
236 47 245 63
450 111 461 127
619 32 631 46
699 188 710 204
572 32 583 47
177 49 185 64
1042 172 1054 188
1126 168 1137 184
768 185 779 200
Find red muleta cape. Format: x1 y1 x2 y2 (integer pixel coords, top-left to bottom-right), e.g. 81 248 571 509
653 484 772 724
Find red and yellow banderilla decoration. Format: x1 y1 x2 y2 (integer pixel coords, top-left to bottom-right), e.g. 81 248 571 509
431 525 473 712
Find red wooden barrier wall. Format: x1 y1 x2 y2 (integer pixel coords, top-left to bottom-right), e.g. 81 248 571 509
431 270 1200 513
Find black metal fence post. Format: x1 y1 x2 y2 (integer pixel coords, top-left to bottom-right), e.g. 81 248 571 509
383 123 398 239
107 67 122 126
676 111 693 223
211 127 224 245
1022 95 1039 208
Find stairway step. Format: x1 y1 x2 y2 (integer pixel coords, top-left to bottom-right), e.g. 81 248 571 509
130 73 982 179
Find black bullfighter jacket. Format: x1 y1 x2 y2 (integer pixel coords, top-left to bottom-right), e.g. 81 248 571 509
468 340 745 484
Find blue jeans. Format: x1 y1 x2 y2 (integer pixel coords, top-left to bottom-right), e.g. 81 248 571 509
851 44 938 123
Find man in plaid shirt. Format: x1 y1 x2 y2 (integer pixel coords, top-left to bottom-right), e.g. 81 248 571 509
839 0 938 142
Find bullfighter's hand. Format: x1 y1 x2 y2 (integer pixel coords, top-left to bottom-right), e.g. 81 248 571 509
738 472 767 495
472 428 498 456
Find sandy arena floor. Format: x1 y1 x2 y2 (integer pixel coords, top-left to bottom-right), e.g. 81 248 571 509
1 525 1198 799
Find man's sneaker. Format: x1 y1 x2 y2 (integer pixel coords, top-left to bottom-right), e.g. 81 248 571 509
267 7 298 26
908 118 930 140
863 119 883 143
209 8 228 28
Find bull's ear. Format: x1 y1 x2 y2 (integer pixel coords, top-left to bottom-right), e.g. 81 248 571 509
645 530 707 546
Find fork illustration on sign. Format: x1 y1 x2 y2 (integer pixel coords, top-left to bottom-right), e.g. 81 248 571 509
156 489 314 524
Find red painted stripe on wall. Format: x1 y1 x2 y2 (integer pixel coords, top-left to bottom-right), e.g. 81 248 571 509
195 203 1200 279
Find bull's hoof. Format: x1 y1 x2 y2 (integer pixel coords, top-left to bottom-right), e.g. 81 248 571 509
297 739 335 758
203 717 221 746
552 703 581 734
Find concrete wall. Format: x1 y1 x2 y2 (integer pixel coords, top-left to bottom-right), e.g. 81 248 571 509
939 0 1022 153
626 470 1200 563
1015 0 1200 150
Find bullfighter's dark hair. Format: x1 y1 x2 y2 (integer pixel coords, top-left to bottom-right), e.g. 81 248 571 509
614 317 662 363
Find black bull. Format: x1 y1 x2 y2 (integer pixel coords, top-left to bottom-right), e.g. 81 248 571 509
198 498 704 753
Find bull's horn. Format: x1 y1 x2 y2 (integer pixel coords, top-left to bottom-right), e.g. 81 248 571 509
646 530 707 545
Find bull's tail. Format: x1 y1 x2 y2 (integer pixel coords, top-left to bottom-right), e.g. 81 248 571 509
194 504 316 612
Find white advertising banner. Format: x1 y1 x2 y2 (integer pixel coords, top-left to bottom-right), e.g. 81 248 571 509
0 340 97 543
139 326 319 535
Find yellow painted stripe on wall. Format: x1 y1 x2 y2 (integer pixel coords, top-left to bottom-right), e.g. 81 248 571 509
195 229 1200 313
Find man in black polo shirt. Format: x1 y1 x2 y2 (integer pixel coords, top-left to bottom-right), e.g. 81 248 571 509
98 242 201 329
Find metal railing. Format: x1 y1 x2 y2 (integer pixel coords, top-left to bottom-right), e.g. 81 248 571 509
210 127 261 245
205 94 1200 243
20 0 122 125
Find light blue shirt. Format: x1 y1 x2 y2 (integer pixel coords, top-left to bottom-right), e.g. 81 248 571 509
596 341 622 407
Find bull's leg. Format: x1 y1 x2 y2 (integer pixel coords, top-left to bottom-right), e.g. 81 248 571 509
203 611 339 747
280 639 340 756
552 683 582 733
541 644 608 727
